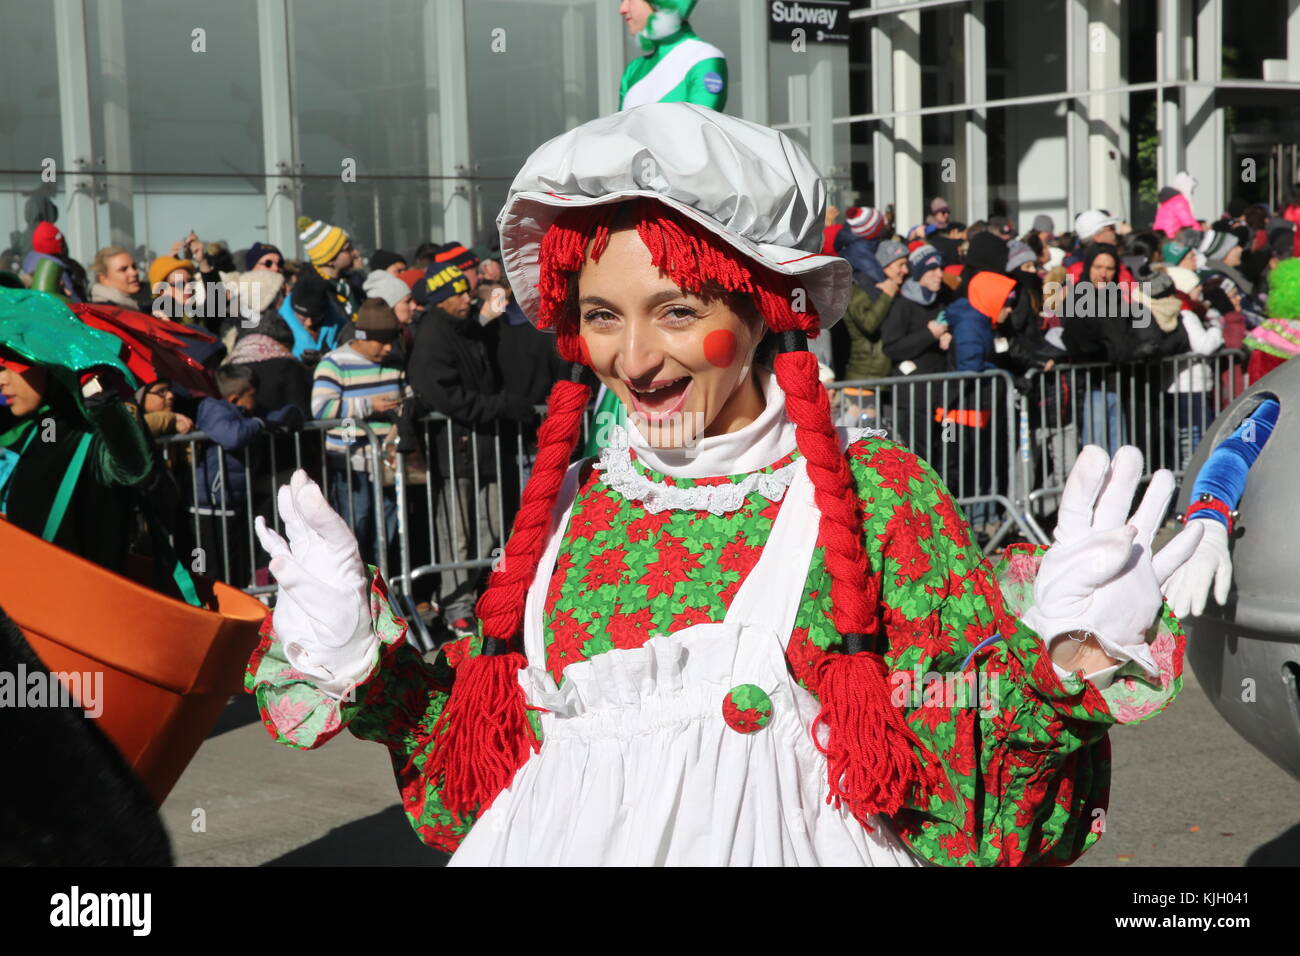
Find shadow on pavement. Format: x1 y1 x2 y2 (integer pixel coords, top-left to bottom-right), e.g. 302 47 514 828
207 694 262 739
263 804 449 866
1246 821 1300 866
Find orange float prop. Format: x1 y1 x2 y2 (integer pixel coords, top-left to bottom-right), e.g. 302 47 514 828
0 517 266 805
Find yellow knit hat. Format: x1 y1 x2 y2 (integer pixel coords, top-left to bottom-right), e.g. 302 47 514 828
297 215 349 267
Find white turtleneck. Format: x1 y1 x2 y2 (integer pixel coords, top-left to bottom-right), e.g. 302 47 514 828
625 365 799 479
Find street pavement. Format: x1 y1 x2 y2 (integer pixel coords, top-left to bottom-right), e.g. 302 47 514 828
161 658 1300 867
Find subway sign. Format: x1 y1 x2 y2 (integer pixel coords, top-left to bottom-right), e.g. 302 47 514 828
768 0 851 45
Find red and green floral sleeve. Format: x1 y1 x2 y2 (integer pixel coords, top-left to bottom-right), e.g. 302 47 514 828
244 570 476 853
844 438 1185 866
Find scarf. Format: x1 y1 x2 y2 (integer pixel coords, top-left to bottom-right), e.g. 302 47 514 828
901 278 937 306
89 282 139 310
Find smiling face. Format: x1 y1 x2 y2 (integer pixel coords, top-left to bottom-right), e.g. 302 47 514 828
918 266 944 292
576 227 767 447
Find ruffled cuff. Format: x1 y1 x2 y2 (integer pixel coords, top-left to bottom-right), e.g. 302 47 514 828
996 544 1185 725
244 566 410 749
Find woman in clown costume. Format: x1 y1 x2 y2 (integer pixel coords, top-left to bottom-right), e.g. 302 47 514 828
247 104 1203 866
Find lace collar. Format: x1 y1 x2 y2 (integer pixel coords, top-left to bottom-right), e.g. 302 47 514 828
594 424 802 515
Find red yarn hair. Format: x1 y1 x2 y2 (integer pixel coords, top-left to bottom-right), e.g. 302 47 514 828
476 197 881 651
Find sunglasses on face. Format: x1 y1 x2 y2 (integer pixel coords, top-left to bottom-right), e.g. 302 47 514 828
258 257 284 269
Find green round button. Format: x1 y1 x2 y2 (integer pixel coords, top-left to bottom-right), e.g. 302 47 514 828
723 683 773 734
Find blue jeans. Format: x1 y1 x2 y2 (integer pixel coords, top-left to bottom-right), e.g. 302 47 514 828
1080 389 1124 455
328 467 397 568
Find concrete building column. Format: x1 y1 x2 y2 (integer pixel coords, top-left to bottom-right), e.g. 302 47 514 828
1087 0 1128 221
961 1 988 223
1157 0 1188 194
870 1 896 213
258 0 298 253
433 0 472 242
1065 0 1090 218
738 0 770 125
891 5 923 233
52 0 98 265
1185 0 1224 220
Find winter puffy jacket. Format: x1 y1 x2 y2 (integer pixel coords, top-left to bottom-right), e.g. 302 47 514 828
945 298 997 373
841 280 894 380
1153 192 1198 236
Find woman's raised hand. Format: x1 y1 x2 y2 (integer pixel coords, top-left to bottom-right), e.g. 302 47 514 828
255 469 376 698
1021 446 1204 677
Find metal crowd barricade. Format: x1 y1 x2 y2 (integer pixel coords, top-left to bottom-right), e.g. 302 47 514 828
1018 349 1248 537
827 369 1039 551
155 418 388 597
391 410 550 651
154 351 1250 632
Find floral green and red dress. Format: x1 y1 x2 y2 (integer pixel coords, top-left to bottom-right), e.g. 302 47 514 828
247 383 1184 865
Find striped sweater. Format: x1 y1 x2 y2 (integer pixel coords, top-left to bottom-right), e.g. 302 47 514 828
310 344 404 459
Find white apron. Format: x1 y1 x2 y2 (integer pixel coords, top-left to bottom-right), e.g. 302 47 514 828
450 457 921 866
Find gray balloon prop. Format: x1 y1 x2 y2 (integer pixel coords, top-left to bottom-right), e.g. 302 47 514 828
1178 357 1300 781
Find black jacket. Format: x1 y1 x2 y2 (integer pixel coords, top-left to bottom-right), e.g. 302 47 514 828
406 308 537 480
881 292 949 376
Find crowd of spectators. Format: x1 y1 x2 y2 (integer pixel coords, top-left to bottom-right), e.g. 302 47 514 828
4 214 565 638
821 179 1300 495
5 174 1300 616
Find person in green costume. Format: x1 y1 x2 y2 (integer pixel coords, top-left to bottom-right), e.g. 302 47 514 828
583 1 730 457
0 289 153 575
618 0 727 111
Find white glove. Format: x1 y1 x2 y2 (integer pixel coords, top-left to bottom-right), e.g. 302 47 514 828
1021 446 1204 679
1162 518 1232 618
255 469 376 699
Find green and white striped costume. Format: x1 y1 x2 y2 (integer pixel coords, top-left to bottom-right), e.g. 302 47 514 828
618 23 728 112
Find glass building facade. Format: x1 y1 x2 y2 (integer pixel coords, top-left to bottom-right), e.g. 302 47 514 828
3 0 1299 271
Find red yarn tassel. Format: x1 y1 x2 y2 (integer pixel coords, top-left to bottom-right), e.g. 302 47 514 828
423 650 539 822
813 649 930 828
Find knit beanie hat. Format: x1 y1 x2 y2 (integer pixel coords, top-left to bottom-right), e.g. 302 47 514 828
1031 214 1055 236
32 221 66 257
1162 265 1201 295
1162 240 1192 266
419 263 471 307
434 242 479 272
875 239 908 269
363 268 413 309
1198 229 1238 261
244 242 283 270
148 256 194 290
353 298 402 343
237 268 285 321
297 215 350 267
844 206 887 240
369 249 407 273
1005 240 1036 272
638 0 697 50
908 244 943 279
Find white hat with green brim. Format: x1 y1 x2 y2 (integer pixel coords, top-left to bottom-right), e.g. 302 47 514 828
496 102 851 331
